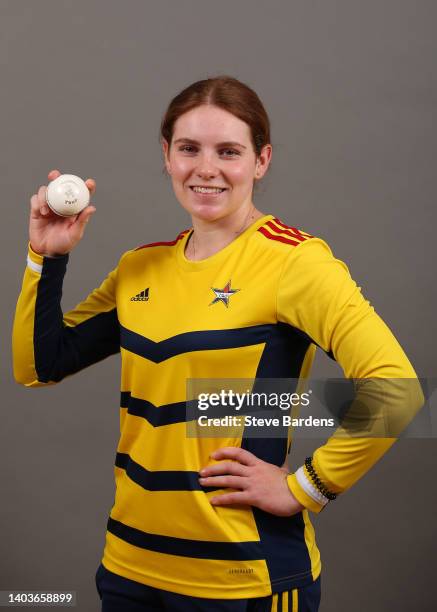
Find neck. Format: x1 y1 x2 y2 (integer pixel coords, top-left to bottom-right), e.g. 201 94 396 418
186 204 265 261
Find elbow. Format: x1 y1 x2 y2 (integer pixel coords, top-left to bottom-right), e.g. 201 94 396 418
391 376 426 436
14 375 54 388
413 378 425 414
406 376 425 414
13 370 40 387
12 363 50 388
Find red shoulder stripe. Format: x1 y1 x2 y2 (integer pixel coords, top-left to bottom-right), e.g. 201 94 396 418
266 220 308 243
257 226 301 246
271 218 313 240
135 230 189 251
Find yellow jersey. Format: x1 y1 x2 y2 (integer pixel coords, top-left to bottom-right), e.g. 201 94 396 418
12 214 422 598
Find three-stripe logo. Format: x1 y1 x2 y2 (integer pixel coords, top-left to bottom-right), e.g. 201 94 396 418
131 288 149 301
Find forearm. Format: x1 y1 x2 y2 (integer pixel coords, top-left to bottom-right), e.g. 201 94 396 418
288 360 424 514
13 244 68 386
12 244 120 386
277 239 425 512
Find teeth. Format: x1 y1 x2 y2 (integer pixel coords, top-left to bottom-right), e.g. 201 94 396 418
192 186 224 194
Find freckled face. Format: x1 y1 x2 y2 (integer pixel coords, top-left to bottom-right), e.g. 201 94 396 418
162 105 262 222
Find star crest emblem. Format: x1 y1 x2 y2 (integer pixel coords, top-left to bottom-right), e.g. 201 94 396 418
210 280 240 308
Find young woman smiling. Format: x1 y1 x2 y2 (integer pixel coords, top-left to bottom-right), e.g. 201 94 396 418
161 102 271 260
13 76 422 612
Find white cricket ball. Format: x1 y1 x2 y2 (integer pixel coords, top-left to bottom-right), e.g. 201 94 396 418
46 174 90 217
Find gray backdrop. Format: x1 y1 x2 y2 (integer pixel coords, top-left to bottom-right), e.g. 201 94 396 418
1 0 436 610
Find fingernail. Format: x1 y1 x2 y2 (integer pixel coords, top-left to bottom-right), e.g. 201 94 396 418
199 469 206 475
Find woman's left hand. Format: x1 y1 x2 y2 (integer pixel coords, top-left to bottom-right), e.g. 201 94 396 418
199 446 305 516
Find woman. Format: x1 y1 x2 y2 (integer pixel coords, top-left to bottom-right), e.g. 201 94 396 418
13 76 422 612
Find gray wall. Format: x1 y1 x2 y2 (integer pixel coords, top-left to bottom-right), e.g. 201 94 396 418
1 1 435 610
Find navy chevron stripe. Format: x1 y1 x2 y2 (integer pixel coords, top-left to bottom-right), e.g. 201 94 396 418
120 392 191 426
107 517 263 560
239 320 314 591
115 452 222 492
120 323 275 363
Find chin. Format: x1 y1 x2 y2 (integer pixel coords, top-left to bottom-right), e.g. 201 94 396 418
183 201 231 223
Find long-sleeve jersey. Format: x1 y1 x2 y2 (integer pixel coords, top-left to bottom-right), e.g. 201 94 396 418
12 214 423 598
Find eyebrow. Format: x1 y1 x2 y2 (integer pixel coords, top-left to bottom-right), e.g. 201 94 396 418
173 138 247 149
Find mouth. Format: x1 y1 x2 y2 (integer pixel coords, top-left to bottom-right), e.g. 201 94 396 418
189 186 228 195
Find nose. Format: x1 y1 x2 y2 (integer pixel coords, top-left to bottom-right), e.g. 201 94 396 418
195 152 219 180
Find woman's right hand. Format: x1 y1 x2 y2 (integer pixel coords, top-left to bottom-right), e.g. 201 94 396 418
29 169 97 257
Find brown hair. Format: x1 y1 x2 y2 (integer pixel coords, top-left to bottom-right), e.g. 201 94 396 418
160 75 271 161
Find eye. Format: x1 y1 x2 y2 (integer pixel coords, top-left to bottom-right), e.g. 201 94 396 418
178 145 197 153
177 145 240 157
220 149 240 157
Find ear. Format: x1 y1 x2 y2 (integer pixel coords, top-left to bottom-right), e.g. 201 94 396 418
255 144 273 179
161 139 171 175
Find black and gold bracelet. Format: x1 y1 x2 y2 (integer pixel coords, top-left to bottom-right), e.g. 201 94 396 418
304 456 338 501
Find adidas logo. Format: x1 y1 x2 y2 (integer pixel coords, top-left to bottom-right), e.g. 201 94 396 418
130 288 149 301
